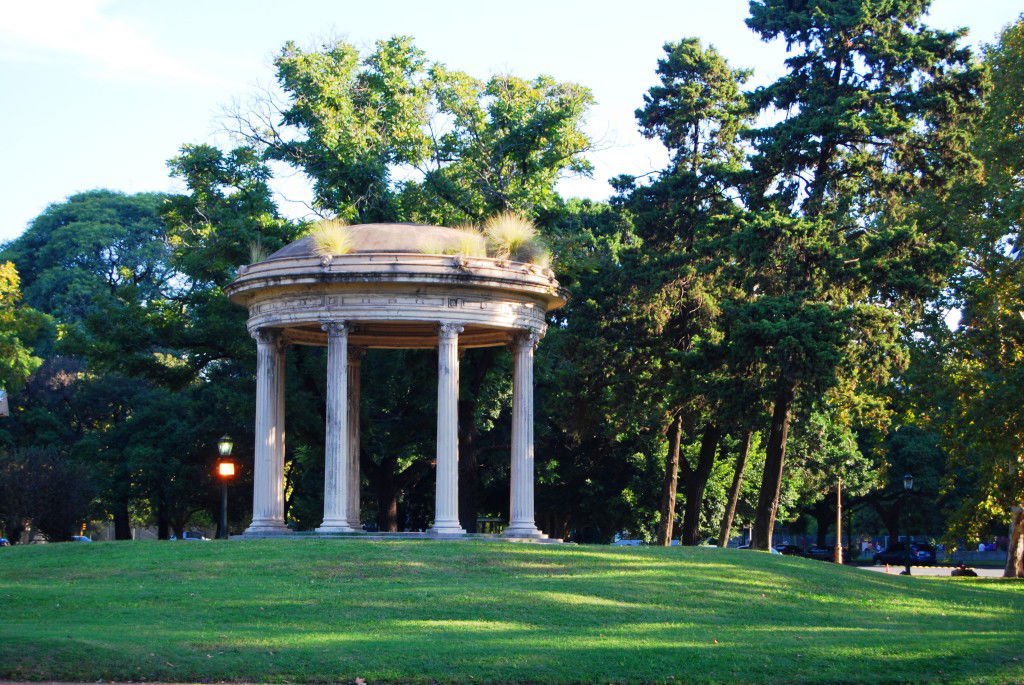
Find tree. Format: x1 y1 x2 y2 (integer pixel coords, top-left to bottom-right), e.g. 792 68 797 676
0 446 94 543
739 0 986 549
1 190 172 323
916 15 1024 577
0 262 48 394
718 430 754 546
616 38 753 545
786 408 880 560
231 36 594 225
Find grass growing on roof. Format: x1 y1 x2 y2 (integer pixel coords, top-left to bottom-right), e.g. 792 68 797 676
483 212 552 266
308 219 352 257
247 239 269 264
0 540 1022 683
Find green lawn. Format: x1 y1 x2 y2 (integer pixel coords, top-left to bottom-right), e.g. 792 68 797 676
0 540 1021 683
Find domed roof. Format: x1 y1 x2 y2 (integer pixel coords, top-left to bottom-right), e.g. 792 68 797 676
265 223 480 260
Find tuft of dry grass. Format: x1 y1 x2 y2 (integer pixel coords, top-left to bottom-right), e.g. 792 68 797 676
482 212 552 267
483 212 536 258
248 239 269 264
309 219 353 257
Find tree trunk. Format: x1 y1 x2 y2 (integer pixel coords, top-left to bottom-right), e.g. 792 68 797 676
375 460 400 532
156 493 170 540
718 431 753 547
874 501 901 542
752 382 795 550
113 502 132 540
1004 505 1023 579
680 424 722 546
813 502 831 547
833 478 843 564
655 415 684 546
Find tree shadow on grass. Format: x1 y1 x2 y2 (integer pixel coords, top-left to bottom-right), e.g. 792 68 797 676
0 540 1022 683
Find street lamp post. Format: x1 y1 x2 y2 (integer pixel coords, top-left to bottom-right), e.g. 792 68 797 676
902 473 914 576
217 436 235 540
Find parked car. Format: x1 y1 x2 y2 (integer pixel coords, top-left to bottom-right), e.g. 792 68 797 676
171 531 209 541
71 535 92 543
873 542 936 565
804 545 835 562
0 538 9 547
773 544 805 556
737 544 782 555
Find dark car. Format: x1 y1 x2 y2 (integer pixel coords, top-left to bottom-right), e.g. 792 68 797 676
873 542 936 565
805 545 836 562
774 544 805 556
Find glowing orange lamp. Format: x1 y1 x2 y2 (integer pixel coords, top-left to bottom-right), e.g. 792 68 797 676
216 436 236 539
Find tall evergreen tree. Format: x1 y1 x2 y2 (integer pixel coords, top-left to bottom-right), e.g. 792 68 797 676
617 38 754 545
738 0 986 549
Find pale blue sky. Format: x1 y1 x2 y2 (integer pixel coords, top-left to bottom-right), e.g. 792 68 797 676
1 0 1020 242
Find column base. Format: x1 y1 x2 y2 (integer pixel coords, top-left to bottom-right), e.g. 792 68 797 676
316 519 360 534
502 524 547 539
242 520 292 537
427 522 467 536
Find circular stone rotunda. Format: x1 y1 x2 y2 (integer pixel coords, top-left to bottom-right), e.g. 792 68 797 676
224 223 566 541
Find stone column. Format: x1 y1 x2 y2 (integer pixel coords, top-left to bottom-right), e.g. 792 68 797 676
429 322 466 535
346 346 365 529
244 328 289 535
504 329 544 537
317 321 356 533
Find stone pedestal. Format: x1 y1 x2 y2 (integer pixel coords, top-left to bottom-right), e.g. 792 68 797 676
244 329 290 535
428 323 466 535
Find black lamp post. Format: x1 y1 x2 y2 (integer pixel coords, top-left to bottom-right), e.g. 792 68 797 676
902 473 914 575
217 436 235 539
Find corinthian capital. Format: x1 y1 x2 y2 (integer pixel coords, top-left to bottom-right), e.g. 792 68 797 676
438 322 464 341
251 328 281 346
511 328 542 351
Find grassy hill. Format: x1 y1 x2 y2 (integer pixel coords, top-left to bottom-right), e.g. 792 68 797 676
0 539 1021 683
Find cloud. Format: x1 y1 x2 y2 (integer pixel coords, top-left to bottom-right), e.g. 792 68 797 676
0 0 219 85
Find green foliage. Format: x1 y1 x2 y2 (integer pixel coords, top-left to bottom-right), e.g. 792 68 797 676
0 262 47 394
0 446 94 542
637 38 751 172
0 190 171 322
902 16 1024 556
164 144 295 286
235 36 593 225
728 0 987 546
